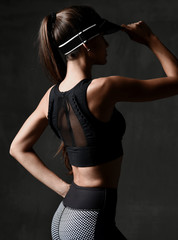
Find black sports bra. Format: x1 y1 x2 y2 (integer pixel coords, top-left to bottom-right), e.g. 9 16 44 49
48 78 126 167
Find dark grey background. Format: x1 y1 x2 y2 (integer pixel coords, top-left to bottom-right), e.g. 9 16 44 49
1 0 178 239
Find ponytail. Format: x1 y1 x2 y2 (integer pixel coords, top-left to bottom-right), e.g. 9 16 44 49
38 14 67 84
55 142 73 175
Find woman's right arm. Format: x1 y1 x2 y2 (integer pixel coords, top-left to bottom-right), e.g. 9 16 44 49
101 21 178 103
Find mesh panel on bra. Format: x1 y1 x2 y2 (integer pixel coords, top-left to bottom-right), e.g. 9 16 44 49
57 95 87 147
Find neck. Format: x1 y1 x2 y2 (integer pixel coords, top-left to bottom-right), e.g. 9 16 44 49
64 56 93 83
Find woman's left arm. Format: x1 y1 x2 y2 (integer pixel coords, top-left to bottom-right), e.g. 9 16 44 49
9 87 70 198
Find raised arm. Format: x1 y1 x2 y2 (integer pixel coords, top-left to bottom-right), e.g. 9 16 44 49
99 21 178 103
9 87 70 198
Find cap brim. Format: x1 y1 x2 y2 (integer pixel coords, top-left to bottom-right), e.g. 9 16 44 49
99 19 122 35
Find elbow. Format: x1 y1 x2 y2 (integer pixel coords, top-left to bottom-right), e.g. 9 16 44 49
9 143 33 158
9 142 21 158
9 143 17 158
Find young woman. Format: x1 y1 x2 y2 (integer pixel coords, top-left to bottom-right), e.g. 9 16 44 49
9 5 178 240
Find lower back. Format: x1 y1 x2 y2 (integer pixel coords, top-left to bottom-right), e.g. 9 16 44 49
72 156 123 188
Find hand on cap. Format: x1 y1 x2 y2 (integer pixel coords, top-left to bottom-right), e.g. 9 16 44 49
121 21 155 46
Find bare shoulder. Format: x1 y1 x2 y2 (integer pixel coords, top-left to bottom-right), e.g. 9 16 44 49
90 76 125 90
36 84 55 119
86 77 116 113
88 77 109 100
88 76 124 104
89 77 106 91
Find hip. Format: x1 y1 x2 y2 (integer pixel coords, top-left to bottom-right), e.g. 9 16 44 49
51 181 127 239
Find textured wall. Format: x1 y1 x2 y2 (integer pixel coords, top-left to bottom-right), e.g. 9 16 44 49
1 0 178 239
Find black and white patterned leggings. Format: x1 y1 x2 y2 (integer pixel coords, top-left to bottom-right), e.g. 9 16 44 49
51 181 127 240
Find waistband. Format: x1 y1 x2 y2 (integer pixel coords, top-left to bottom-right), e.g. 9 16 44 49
63 181 117 210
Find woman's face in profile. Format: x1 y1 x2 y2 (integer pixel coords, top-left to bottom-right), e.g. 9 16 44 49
88 34 109 65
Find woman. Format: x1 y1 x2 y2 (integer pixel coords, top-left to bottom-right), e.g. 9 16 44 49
9 5 178 240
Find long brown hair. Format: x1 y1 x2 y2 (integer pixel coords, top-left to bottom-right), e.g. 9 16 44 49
38 6 101 173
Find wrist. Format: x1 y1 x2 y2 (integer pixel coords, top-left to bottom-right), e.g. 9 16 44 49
60 183 71 198
146 34 160 49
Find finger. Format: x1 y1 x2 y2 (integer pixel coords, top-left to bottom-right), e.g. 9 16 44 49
121 24 132 30
120 24 129 32
121 24 127 28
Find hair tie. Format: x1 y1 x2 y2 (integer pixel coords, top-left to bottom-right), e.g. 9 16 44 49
50 12 56 24
47 12 57 43
48 12 56 31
